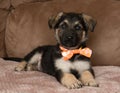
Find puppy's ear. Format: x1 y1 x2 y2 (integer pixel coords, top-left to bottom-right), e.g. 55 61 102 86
48 12 64 29
82 13 96 32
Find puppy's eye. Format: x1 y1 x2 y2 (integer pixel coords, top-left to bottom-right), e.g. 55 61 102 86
60 23 67 29
74 25 81 30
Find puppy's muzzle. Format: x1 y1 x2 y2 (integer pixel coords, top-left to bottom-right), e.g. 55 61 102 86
61 31 79 47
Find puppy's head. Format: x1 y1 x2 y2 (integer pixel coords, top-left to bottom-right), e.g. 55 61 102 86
48 12 96 49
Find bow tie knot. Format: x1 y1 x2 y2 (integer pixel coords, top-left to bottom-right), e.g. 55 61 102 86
60 46 92 61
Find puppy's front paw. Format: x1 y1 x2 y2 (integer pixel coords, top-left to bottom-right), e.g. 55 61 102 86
81 70 99 87
61 73 82 89
82 79 99 87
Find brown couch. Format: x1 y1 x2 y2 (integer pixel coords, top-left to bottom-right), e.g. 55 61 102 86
0 0 120 93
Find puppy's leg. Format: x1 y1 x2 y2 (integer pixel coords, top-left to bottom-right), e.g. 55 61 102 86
15 53 42 71
15 47 42 71
59 72 82 89
14 61 27 71
80 70 98 87
26 53 42 71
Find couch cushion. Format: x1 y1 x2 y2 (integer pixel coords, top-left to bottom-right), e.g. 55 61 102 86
5 0 120 66
87 0 120 66
5 2 57 58
0 0 11 10
0 58 120 93
0 9 9 57
10 0 51 8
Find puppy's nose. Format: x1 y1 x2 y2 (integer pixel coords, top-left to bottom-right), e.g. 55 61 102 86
68 36 73 39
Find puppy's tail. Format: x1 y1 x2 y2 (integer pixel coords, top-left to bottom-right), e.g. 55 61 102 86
3 57 23 62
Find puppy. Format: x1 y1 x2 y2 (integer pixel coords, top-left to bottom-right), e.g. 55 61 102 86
14 12 98 89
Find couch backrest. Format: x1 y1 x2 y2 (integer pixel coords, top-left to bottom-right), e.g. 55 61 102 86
5 0 120 66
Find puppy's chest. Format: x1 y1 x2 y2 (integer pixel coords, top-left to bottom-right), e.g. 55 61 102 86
55 58 90 73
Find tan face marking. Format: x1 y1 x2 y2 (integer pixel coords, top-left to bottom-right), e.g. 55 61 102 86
55 29 61 43
59 19 69 28
74 21 82 28
81 31 88 42
63 19 69 24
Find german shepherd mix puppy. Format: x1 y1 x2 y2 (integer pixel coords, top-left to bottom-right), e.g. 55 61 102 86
14 12 98 89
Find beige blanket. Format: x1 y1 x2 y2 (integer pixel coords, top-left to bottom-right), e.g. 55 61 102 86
0 58 120 93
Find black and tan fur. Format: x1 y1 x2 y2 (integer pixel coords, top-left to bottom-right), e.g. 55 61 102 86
12 12 98 89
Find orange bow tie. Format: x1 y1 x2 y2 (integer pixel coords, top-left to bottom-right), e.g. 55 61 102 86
60 46 92 61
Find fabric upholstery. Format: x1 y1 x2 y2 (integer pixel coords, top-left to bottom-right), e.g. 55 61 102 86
0 9 9 57
0 58 120 93
5 2 57 57
10 0 51 8
0 0 11 10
